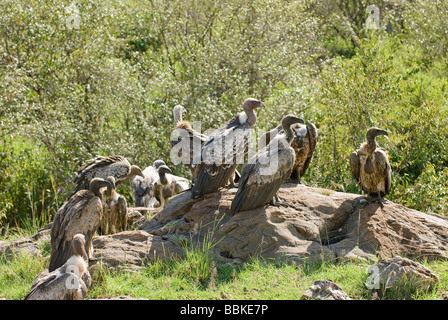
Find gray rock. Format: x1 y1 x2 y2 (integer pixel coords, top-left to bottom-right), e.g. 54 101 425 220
366 256 439 291
301 279 351 300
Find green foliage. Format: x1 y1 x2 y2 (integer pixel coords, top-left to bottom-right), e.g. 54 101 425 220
0 0 448 228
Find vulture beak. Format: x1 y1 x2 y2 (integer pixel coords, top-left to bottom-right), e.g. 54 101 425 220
259 101 266 108
158 165 173 175
380 130 390 141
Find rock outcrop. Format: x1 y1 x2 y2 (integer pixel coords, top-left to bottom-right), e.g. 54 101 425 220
90 183 448 268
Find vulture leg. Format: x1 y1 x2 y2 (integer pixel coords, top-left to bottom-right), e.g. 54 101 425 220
269 193 282 206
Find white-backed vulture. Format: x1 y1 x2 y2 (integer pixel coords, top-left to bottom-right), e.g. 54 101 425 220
258 119 317 183
171 104 242 187
25 234 91 300
230 115 304 214
131 160 166 208
350 127 391 202
70 155 143 197
191 98 265 199
49 178 113 272
154 165 190 207
170 105 208 175
100 176 127 235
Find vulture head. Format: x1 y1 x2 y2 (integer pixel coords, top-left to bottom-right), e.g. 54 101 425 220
129 165 144 179
365 127 388 152
281 115 305 128
173 105 187 125
89 177 114 197
243 98 266 110
281 115 304 143
153 159 167 170
366 127 388 139
157 165 173 176
241 98 265 126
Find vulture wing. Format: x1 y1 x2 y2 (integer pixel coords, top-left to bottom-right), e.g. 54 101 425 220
375 148 392 196
230 144 295 214
25 271 86 300
115 195 128 232
350 150 361 183
49 191 102 272
192 117 251 198
299 123 318 177
71 156 130 196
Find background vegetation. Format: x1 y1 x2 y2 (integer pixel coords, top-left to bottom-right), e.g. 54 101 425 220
1 0 448 236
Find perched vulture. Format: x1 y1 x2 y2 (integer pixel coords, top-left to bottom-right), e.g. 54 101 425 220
70 155 143 197
230 115 304 214
191 98 265 199
171 104 241 186
154 164 190 207
100 176 127 235
350 127 391 202
258 119 317 183
49 178 113 272
131 160 166 208
25 234 91 300
170 105 208 174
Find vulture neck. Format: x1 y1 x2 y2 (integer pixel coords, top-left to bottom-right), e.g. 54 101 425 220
243 108 257 126
159 172 169 185
73 237 88 262
366 135 377 154
90 186 103 198
282 120 296 144
173 107 183 126
105 185 114 200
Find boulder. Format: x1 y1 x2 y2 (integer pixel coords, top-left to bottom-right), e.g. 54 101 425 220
301 279 351 300
138 184 448 264
0 237 40 261
91 230 184 269
366 256 439 291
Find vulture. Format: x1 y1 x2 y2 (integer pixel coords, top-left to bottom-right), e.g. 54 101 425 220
350 127 391 202
100 176 127 235
154 164 190 207
170 105 208 174
230 115 304 214
25 234 91 300
70 155 144 197
49 177 113 272
258 119 317 183
191 98 265 199
131 159 166 208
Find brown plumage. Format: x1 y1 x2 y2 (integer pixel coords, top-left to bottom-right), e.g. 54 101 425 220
100 176 127 234
230 115 305 214
49 178 113 272
191 98 265 199
154 165 190 207
70 155 143 197
25 234 91 300
350 127 391 201
131 160 166 208
258 120 317 183
170 105 208 175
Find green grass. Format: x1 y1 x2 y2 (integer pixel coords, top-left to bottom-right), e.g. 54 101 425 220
2 237 448 300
